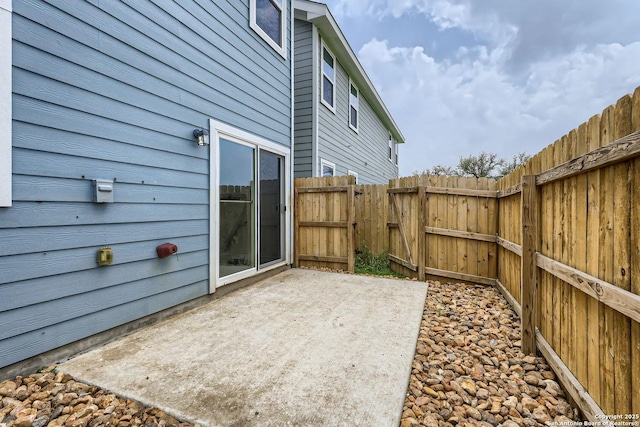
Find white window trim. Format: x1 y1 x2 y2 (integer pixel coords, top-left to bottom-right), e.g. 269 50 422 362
348 78 359 133
0 0 11 207
209 119 291 292
388 135 393 162
347 169 358 184
320 158 335 177
249 0 287 59
394 142 399 166
320 41 336 113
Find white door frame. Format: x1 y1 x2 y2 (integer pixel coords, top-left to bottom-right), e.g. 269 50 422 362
209 119 291 292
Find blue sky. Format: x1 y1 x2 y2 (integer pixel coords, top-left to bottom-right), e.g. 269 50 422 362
322 0 640 176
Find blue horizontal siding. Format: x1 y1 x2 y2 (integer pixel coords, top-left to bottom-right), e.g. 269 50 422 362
13 121 204 169
13 0 290 143
0 220 208 256
0 202 208 229
13 98 202 160
1 235 208 285
293 19 314 177
13 147 208 189
20 0 290 101
0 265 209 341
1 0 292 368
13 43 289 139
0 281 209 368
1 251 209 311
13 176 208 204
14 70 208 142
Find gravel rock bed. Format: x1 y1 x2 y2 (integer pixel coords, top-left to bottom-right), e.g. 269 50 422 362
0 369 197 427
401 280 580 427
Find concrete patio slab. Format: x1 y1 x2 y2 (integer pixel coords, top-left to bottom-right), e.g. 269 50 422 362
59 269 428 427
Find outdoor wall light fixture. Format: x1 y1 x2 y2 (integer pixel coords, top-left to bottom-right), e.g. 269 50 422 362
193 128 209 146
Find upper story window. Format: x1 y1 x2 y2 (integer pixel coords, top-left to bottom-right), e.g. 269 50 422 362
321 158 335 177
388 135 393 162
321 43 336 112
394 142 399 166
250 0 287 58
349 80 359 132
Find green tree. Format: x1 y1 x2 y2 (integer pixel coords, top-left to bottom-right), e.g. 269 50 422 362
498 152 531 177
413 164 460 176
457 152 505 178
414 152 530 179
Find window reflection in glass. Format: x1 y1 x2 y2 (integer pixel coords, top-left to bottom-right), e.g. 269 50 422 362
219 139 255 278
322 48 335 107
350 83 359 129
259 151 283 265
256 0 282 45
323 76 333 106
323 48 334 80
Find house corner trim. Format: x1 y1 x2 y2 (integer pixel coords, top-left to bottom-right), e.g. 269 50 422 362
311 24 319 176
0 0 12 207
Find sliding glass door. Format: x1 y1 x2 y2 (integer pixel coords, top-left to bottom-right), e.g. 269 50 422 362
218 139 256 278
259 150 284 266
217 136 286 283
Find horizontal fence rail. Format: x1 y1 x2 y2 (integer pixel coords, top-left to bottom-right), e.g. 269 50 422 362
536 253 640 324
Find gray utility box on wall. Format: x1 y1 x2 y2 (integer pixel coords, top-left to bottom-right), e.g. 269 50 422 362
94 179 114 203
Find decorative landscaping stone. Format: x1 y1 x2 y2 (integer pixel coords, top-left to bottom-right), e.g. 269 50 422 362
0 368 198 427
0 380 17 397
401 281 580 427
424 387 440 398
459 379 477 396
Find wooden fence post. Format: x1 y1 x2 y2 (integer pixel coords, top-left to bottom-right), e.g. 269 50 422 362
293 186 300 268
347 185 355 273
521 175 538 354
417 186 426 281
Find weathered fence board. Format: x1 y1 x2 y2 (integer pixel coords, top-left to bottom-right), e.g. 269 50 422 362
585 113 602 404
631 86 640 416
521 175 537 354
612 96 632 415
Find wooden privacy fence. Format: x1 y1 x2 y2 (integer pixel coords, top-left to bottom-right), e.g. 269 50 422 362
353 183 389 255
385 176 498 285
293 87 640 420
294 175 499 284
495 89 640 420
293 176 356 272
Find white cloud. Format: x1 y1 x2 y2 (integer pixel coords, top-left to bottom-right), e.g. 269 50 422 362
331 0 640 69
358 39 640 174
325 0 640 174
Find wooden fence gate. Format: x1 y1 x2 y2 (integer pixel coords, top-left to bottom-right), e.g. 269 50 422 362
293 176 355 272
387 176 498 285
